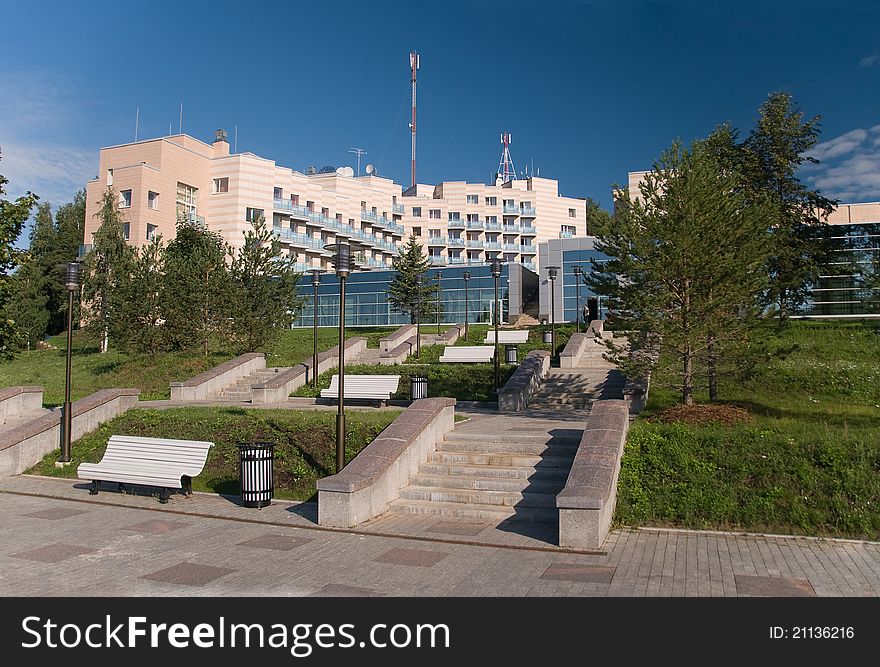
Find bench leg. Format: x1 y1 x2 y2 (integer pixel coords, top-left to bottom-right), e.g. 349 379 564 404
182 476 193 496
159 488 171 504
118 482 126 494
89 480 99 496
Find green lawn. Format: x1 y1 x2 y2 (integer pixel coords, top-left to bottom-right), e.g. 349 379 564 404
27 407 401 501
0 327 394 406
614 320 880 539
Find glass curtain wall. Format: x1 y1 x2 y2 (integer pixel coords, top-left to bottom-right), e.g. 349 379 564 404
560 248 610 322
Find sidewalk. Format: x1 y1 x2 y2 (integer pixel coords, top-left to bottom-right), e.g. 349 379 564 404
1 476 878 597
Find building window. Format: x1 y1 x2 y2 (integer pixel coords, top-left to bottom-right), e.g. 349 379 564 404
146 224 158 241
106 169 113 186
291 194 299 205
176 182 198 223
274 187 283 199
521 201 531 209
485 197 497 206
213 178 229 194
413 227 422 237
336 213 343 222
122 222 130 240
568 208 577 218
147 191 159 210
322 207 329 217
561 224 576 235
503 199 514 207
246 207 264 222
429 209 441 219
119 189 132 208
429 229 441 238
466 214 479 222
448 212 461 221
412 207 422 217
486 216 497 224
466 195 479 204
306 201 314 212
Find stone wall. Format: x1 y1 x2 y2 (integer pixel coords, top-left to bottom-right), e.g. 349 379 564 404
559 333 589 369
316 397 456 527
556 399 630 549
0 386 43 422
0 388 140 477
170 353 265 401
379 325 417 353
497 350 550 412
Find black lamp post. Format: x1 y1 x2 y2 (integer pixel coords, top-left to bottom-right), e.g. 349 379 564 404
58 262 80 466
415 276 421 360
324 243 351 474
309 269 323 389
547 265 560 354
434 270 442 334
490 258 502 390
573 264 583 334
462 271 470 340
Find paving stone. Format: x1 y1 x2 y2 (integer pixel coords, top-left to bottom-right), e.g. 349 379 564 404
540 563 616 584
308 583 384 597
141 562 236 586
11 543 97 563
237 534 315 551
426 521 491 536
734 574 816 597
374 547 448 567
121 519 190 535
24 507 89 520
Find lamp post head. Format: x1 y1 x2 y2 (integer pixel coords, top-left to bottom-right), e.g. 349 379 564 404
310 268 324 287
65 262 80 291
547 265 559 281
489 258 502 278
573 264 582 277
462 271 470 282
324 243 352 278
435 271 442 281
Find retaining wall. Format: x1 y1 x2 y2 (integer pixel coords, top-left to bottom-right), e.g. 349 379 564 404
497 350 550 412
170 353 265 401
0 386 44 422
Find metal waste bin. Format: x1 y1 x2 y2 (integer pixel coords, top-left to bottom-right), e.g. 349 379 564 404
410 375 428 400
543 330 552 344
238 442 275 508
505 344 518 364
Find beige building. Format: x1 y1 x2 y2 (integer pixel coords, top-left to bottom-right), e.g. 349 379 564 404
84 130 590 272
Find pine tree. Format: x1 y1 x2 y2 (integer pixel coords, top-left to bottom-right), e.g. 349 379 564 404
110 236 166 353
7 253 49 350
49 190 86 333
388 234 438 324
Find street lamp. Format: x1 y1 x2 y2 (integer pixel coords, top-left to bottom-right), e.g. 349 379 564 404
309 269 324 389
324 243 351 474
462 271 471 340
489 258 502 391
415 276 422 360
58 262 80 466
573 264 583 334
434 270 442 334
547 265 560 354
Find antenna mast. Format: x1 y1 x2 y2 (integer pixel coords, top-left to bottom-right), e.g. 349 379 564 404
497 132 517 183
349 147 367 176
409 51 419 188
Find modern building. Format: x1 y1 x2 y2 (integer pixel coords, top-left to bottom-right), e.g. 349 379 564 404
537 237 609 325
83 129 591 275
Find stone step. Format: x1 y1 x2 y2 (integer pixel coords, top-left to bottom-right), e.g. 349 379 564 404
445 431 581 446
216 392 252 400
387 498 558 523
419 461 570 480
429 450 574 468
436 440 578 456
410 473 565 494
399 485 558 508
528 395 600 405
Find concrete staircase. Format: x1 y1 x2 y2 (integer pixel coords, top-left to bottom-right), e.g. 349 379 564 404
209 367 291 402
386 427 580 523
528 366 626 411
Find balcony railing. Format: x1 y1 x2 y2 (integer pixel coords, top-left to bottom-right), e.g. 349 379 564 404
447 256 465 265
484 241 501 250
392 203 406 214
447 237 465 246
427 236 446 245
447 219 465 228
502 243 521 251
484 221 502 231
466 239 484 248
559 230 575 239
273 228 325 250
519 225 537 235
520 245 537 254
521 261 537 271
273 199 310 218
519 207 536 217
361 209 405 234
502 205 519 215
466 221 483 230
428 256 447 265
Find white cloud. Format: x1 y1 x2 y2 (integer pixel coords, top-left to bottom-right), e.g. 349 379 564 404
805 128 867 161
859 54 880 68
804 125 880 202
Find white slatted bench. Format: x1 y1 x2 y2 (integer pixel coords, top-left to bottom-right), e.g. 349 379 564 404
77 435 214 503
320 375 400 407
439 346 496 363
484 330 530 344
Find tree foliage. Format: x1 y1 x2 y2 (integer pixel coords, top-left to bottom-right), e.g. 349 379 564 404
388 234 439 324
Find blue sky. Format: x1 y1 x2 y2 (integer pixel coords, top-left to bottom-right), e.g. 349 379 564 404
1 0 879 214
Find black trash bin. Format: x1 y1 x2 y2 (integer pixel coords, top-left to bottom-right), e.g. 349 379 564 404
410 375 428 400
238 442 275 508
543 330 552 344
505 344 518 364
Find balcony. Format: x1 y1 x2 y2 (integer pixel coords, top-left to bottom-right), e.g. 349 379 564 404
367 258 388 268
465 220 483 230
393 203 406 214
291 262 317 273
502 205 519 215
519 225 537 235
484 221 502 231
519 207 536 217
427 236 446 246
428 256 447 265
559 230 575 239
521 261 537 272
273 228 325 250
447 219 465 229
520 245 537 254
447 237 465 246
502 243 521 252
484 241 501 250
466 239 484 248
274 199 311 219
447 256 465 265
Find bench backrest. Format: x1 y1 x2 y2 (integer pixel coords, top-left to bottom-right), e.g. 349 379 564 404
325 375 400 395
100 435 214 476
484 330 529 344
441 346 495 360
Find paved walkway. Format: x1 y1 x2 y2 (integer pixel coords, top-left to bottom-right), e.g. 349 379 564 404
1 476 878 597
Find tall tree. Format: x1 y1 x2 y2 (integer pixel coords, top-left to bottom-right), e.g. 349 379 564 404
741 92 836 320
48 190 86 333
387 234 439 324
228 215 304 353
109 236 166 353
7 252 49 350
82 188 134 352
162 218 233 355
0 152 39 357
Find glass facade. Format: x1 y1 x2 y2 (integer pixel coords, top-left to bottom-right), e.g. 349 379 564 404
293 264 511 328
796 222 880 317
560 248 611 322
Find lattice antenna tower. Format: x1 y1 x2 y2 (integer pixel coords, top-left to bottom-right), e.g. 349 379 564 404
497 132 517 183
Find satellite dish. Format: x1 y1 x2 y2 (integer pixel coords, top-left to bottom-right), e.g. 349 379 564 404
336 166 354 177
318 165 336 173
365 164 376 176
306 165 317 175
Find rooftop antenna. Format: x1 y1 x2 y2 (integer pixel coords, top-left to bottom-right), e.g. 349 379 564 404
179 102 183 134
134 107 139 142
409 51 419 188
349 147 367 176
497 132 517 183
169 121 172 136
234 125 238 153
